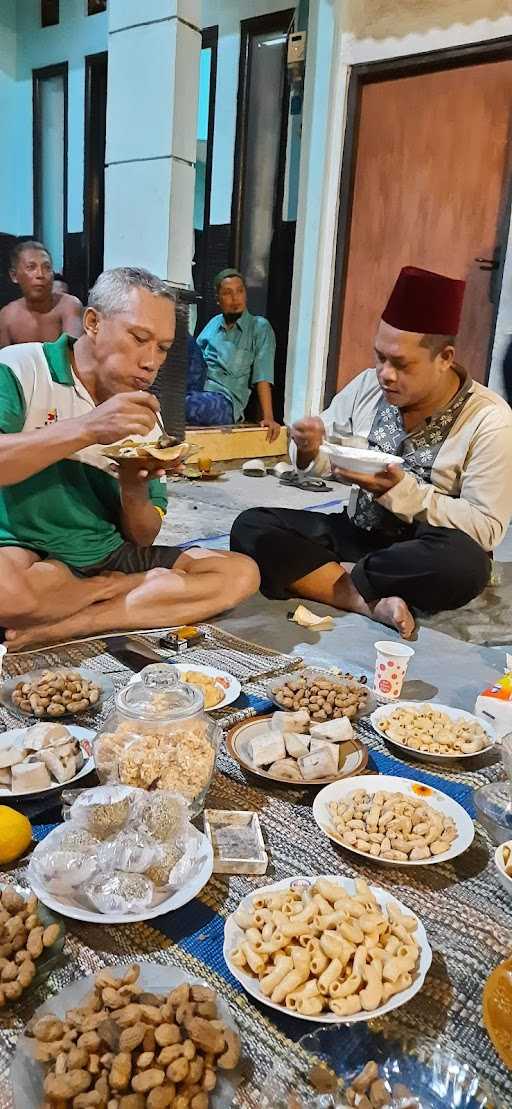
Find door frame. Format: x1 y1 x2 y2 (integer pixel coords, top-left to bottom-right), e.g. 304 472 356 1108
84 50 108 294
32 61 69 263
194 25 218 331
230 8 294 267
325 35 512 404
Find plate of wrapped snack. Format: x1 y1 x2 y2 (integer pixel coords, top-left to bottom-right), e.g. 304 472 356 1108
226 712 368 786
224 874 431 1023
2 667 112 720
370 701 496 764
0 723 94 798
268 669 370 721
12 962 242 1108
28 785 214 923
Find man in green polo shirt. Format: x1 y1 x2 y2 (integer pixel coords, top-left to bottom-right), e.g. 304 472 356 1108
189 269 281 441
0 266 260 648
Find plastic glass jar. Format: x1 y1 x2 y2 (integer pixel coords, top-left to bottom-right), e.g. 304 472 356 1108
94 664 221 816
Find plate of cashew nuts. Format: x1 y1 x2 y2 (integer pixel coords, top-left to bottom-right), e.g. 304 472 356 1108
313 775 475 866
12 961 242 1108
224 874 432 1023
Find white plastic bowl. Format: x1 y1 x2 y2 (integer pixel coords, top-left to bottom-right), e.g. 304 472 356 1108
320 443 403 475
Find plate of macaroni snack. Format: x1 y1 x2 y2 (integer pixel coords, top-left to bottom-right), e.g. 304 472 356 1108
223 875 432 1023
371 701 495 764
313 776 474 865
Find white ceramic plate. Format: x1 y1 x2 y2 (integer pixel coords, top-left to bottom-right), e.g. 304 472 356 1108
0 725 95 798
128 662 241 710
370 701 496 765
29 824 213 924
224 874 432 1024
12 962 241 1109
268 668 373 717
313 773 475 866
319 443 403 475
226 715 368 787
1 666 113 720
495 840 512 897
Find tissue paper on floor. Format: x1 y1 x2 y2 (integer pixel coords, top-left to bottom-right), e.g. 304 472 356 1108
290 605 334 630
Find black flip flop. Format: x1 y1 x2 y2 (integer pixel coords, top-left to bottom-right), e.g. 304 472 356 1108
279 473 332 492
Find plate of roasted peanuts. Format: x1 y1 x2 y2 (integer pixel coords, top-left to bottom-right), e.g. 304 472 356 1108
13 962 242 1108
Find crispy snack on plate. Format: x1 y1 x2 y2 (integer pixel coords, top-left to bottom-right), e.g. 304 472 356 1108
27 964 240 1108
328 787 457 861
181 671 223 710
230 877 420 1017
379 705 489 755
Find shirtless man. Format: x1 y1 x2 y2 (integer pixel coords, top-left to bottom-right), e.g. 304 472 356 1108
0 265 259 648
0 241 83 347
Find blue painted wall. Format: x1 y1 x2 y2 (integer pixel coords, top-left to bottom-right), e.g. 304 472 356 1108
3 0 107 236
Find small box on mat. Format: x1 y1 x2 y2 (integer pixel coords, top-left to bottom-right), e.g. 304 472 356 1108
475 654 512 739
203 809 268 874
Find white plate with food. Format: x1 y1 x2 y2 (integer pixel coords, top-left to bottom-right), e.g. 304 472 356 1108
1 666 113 720
319 443 403 475
224 874 432 1023
495 840 512 897
370 701 496 764
0 723 94 797
313 775 474 866
12 962 241 1109
129 662 241 710
29 823 214 924
268 669 371 721
226 713 368 786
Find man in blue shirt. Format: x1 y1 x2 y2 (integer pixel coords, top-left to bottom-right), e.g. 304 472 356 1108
188 269 280 441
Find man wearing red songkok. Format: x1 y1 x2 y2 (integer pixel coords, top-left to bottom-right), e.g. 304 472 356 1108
231 267 512 638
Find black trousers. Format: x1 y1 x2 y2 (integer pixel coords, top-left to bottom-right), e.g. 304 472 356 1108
230 507 491 614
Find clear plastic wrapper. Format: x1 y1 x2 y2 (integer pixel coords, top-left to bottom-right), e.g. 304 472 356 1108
28 785 201 917
87 871 154 915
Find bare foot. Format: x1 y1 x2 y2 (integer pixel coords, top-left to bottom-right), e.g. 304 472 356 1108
372 596 415 639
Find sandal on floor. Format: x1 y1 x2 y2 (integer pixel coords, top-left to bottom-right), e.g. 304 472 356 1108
279 472 332 492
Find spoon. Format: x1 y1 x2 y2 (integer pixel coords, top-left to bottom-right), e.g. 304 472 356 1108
155 410 177 449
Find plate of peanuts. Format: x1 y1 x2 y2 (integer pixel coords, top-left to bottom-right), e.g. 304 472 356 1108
3 668 113 721
313 776 474 865
12 962 242 1108
0 884 65 1008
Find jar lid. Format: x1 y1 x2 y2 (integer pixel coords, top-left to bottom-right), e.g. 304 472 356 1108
115 663 204 720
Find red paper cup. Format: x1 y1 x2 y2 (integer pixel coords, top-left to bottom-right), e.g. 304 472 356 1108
374 640 415 700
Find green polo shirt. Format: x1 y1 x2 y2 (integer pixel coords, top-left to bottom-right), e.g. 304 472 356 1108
197 309 275 422
0 334 168 567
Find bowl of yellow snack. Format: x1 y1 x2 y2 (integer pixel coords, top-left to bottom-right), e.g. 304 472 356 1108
495 839 512 896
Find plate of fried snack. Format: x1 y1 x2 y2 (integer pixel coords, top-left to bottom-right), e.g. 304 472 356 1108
226 710 368 786
12 962 242 1108
313 776 474 865
224 875 431 1023
269 670 370 722
0 722 94 797
104 437 194 473
260 1026 497 1108
3 667 111 720
28 785 213 923
371 701 495 764
0 884 65 1008
128 663 240 710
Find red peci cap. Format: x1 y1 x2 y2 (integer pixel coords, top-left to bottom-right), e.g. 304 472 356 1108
382 266 466 335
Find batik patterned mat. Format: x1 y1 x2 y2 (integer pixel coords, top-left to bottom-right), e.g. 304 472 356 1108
0 628 511 1106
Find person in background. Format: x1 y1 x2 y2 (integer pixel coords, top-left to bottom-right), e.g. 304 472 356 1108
52 273 69 297
231 266 512 639
0 241 83 347
0 266 260 649
188 269 280 441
